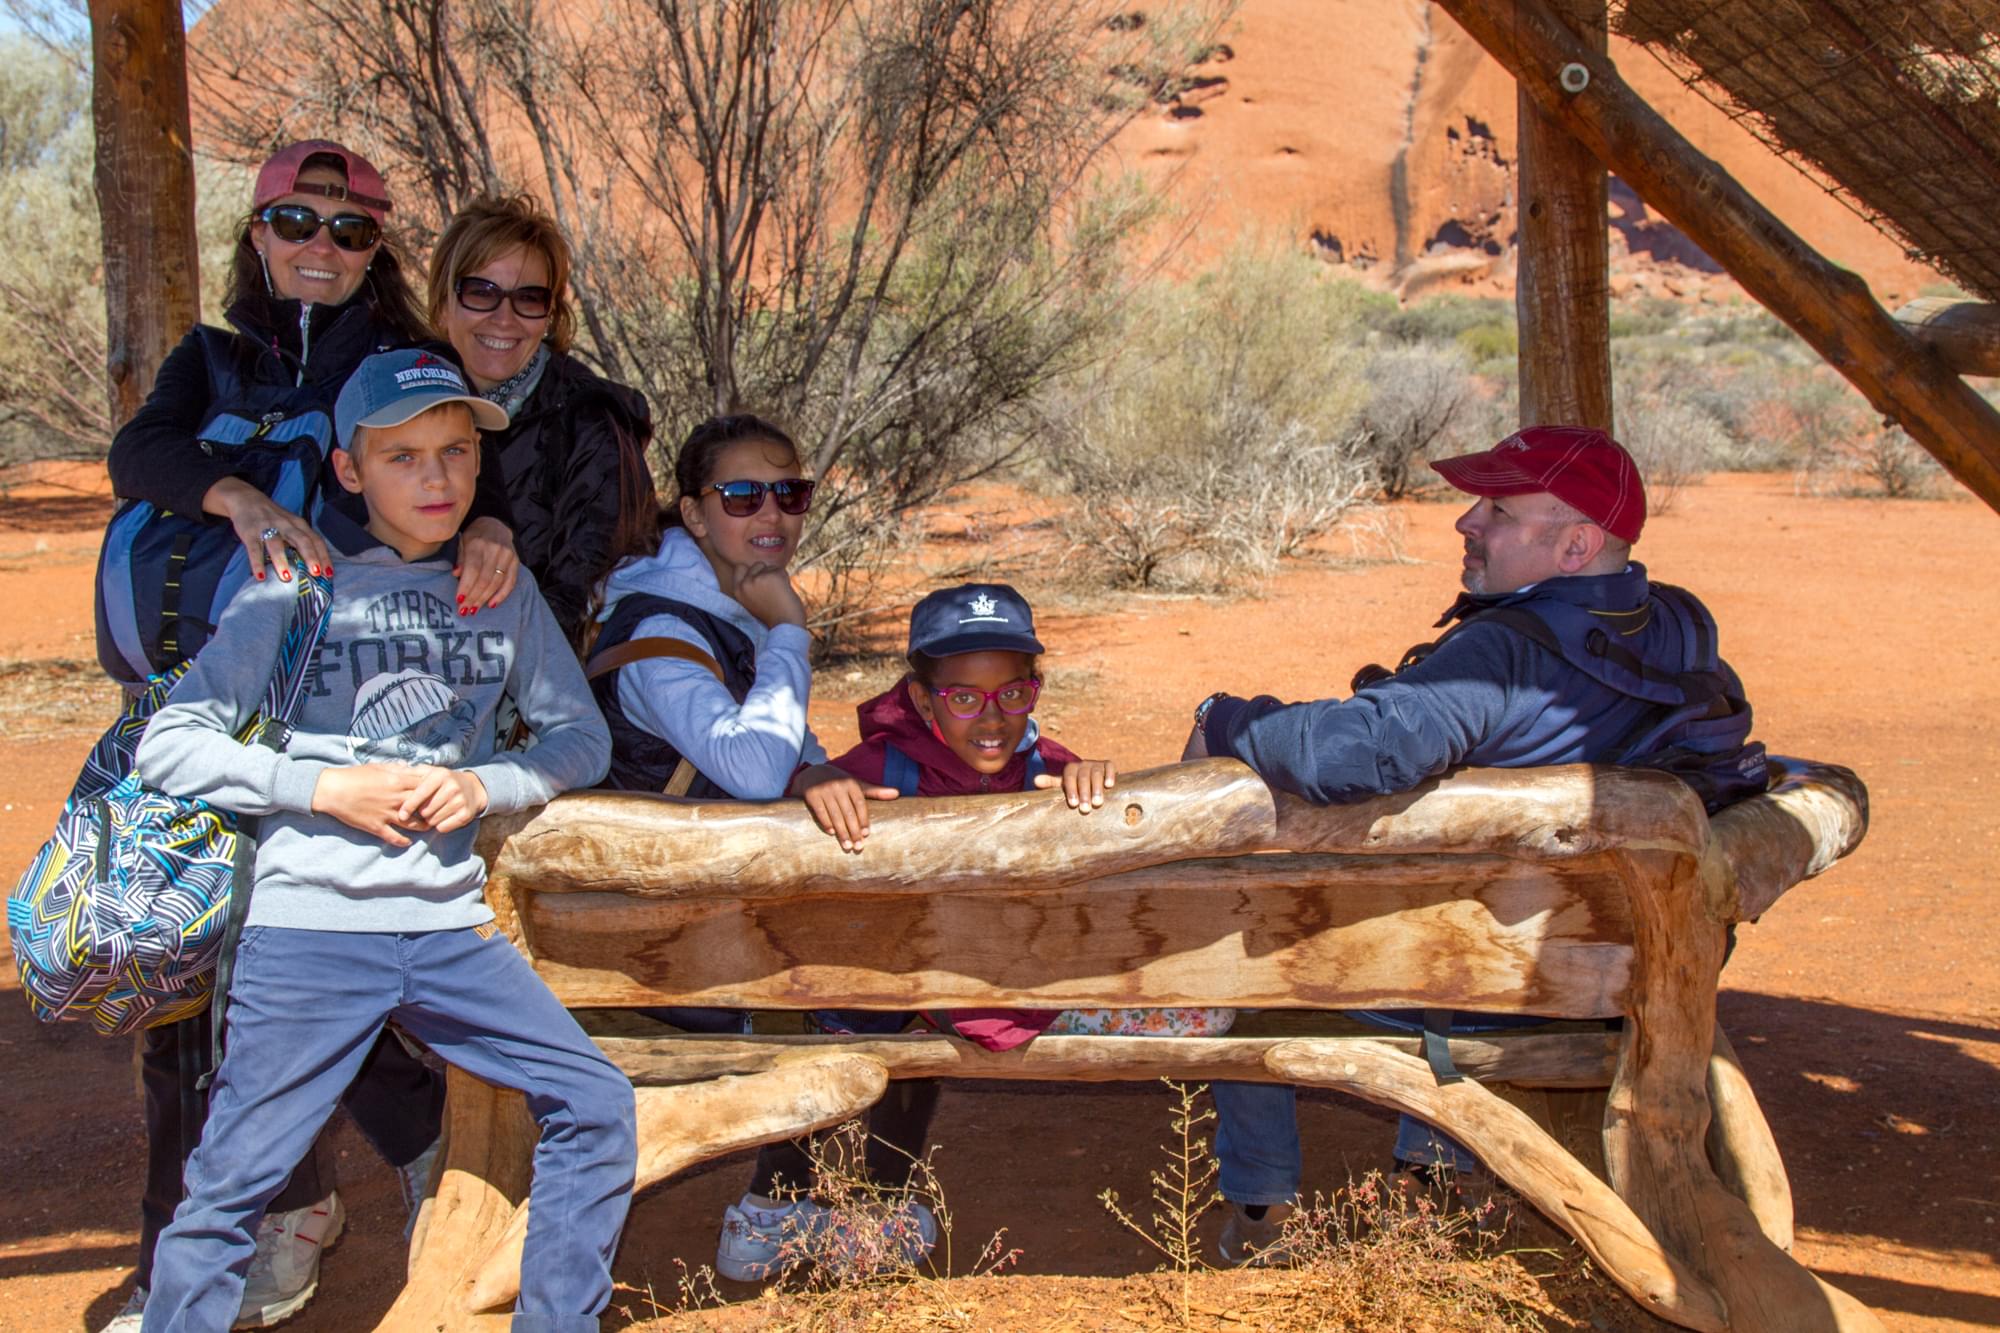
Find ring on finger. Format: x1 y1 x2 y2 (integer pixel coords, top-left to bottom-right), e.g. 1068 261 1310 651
260 527 281 541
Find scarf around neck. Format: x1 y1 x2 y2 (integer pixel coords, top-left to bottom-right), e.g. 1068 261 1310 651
482 342 551 419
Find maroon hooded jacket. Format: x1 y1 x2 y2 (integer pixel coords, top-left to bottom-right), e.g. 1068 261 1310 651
828 680 1080 1049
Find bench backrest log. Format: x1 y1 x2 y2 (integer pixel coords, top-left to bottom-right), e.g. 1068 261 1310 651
473 757 1868 1020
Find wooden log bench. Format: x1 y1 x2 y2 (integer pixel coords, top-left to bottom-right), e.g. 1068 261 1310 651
383 756 1876 1332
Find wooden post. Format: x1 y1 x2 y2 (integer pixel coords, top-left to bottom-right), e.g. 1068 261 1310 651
88 0 201 430
1435 0 2000 516
1515 0 1611 430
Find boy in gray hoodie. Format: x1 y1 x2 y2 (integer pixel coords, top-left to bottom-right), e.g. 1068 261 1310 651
135 349 633 1333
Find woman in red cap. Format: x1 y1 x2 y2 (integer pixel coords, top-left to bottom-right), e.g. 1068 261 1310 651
99 141 497 1333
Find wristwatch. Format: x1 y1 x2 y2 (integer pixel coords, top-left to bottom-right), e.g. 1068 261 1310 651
1193 691 1230 734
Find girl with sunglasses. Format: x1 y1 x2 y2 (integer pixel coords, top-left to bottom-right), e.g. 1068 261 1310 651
99 141 515 1333
588 413 826 800
427 195 657 646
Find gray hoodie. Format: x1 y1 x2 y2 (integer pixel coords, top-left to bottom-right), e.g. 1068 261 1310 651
136 511 610 932
597 526 824 799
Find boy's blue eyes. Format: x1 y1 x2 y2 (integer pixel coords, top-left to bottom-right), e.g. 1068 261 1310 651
386 444 471 463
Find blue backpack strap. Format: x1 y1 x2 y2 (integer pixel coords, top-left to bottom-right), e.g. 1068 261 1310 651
883 743 921 797
200 557 334 1089
1023 747 1048 791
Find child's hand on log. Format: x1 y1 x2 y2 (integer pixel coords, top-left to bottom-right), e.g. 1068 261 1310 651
1040 759 1117 814
792 763 898 852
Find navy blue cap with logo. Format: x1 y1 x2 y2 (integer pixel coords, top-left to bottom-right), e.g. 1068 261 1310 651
334 348 509 450
907 583 1045 658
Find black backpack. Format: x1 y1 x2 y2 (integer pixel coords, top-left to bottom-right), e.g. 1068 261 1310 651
95 329 336 687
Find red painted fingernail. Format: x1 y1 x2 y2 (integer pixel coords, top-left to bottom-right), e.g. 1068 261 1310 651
456 594 465 604
255 571 265 581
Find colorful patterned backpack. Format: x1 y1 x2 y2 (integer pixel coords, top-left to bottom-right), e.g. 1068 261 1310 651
8 561 332 1035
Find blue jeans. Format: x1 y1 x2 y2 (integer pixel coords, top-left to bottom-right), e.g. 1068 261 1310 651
1211 1012 1565 1201
142 925 636 1333
1212 1081 1303 1205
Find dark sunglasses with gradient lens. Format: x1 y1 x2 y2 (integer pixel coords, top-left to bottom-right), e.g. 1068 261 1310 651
259 204 381 253
705 478 816 518
932 678 1040 721
454 276 556 320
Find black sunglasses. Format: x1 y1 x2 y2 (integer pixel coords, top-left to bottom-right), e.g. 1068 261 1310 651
455 276 555 320
259 203 380 253
705 478 816 517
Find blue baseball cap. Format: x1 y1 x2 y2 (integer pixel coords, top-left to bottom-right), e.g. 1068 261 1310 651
908 583 1044 658
334 348 508 450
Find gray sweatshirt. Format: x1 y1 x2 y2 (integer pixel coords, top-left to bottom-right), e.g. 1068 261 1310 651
136 511 611 932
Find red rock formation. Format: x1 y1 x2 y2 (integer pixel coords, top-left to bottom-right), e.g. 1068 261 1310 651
1111 0 1939 303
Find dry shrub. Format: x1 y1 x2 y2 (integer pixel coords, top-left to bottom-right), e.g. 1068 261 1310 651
1613 386 1722 514
1249 1173 1541 1332
1052 245 1377 590
1825 424 1948 499
1350 344 1490 500
1757 373 1950 498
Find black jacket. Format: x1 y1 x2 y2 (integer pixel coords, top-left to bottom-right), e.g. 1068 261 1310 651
488 350 655 643
107 293 513 529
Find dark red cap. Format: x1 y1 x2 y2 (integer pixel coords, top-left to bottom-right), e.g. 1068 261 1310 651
1430 425 1646 543
253 140 393 222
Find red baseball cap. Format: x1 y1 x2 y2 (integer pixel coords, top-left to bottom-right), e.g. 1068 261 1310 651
1430 425 1646 543
253 140 393 222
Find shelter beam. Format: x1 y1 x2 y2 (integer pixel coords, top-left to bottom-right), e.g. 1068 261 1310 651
1435 0 2000 515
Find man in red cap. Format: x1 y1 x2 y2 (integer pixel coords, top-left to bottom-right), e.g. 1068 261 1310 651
1182 424 1767 1265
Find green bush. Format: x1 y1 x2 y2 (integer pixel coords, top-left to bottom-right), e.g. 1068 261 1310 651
1364 293 1514 346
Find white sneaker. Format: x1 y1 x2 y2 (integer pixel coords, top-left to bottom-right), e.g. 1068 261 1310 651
715 1194 827 1282
97 1286 146 1333
233 1192 344 1329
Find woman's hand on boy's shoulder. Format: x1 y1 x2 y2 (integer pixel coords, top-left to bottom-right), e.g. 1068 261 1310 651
1039 759 1117 814
453 517 520 613
791 762 897 854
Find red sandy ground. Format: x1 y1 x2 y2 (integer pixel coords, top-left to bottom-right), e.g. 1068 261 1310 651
0 472 1996 1330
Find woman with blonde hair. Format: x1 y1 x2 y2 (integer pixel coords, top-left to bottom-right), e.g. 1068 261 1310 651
428 194 658 644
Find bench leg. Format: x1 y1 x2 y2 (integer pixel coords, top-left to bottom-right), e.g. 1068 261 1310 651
1707 1022 1795 1252
464 1052 891 1314
1607 850 1879 1332
382 1066 528 1331
1267 1037 1728 1331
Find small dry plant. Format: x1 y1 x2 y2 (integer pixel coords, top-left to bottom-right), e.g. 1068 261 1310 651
775 1120 1021 1324
1098 1079 1221 1326
1254 1170 1541 1331
616 1258 724 1321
